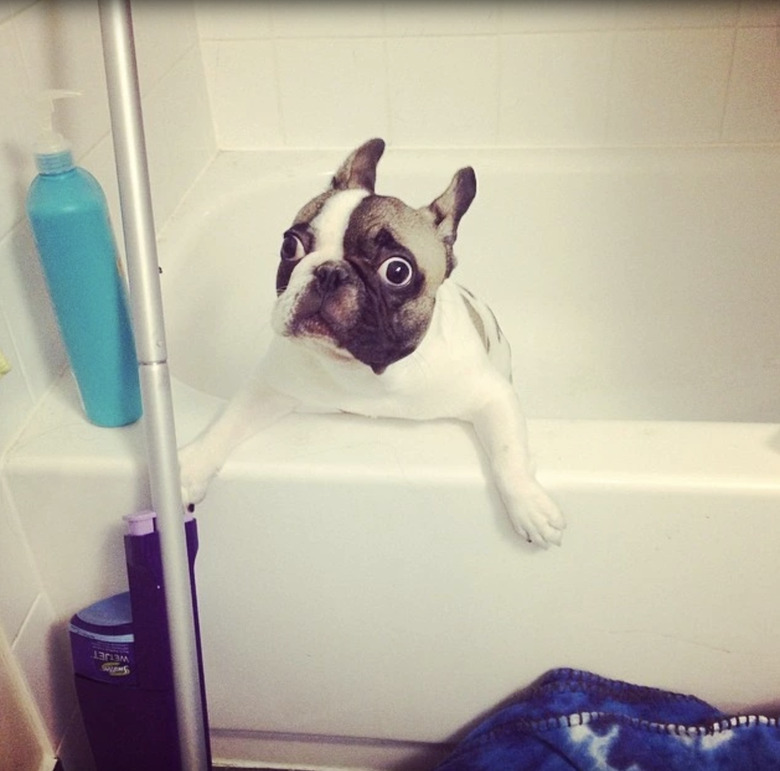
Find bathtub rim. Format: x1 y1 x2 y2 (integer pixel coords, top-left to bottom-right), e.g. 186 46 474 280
7 371 780 500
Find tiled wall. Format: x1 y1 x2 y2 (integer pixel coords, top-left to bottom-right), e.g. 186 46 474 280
0 0 214 451
0 1 214 765
197 0 780 149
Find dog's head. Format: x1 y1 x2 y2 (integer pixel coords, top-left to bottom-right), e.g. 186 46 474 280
271 138 476 374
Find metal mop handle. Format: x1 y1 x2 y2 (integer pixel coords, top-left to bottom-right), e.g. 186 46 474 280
98 2 209 769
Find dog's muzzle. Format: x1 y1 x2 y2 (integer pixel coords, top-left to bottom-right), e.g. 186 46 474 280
286 259 362 340
314 261 352 294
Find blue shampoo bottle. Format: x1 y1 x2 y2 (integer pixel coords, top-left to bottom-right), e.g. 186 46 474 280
26 91 142 427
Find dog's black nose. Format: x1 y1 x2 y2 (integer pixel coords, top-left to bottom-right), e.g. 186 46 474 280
315 262 350 293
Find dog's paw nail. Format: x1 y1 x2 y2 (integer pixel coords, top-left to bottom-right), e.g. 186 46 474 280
187 503 195 514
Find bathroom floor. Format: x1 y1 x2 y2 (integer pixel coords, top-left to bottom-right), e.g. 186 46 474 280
215 766 308 770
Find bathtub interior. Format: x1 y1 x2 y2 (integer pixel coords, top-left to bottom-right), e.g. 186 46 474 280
159 146 780 424
6 146 780 768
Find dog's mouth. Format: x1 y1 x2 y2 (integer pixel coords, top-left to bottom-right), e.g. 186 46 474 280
286 294 357 359
286 280 361 341
292 312 337 341
288 311 360 364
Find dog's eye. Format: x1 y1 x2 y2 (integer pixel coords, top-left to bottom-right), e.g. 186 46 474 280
280 233 306 261
378 257 414 288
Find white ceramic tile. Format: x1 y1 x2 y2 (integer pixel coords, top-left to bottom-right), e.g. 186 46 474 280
15 0 111 163
0 627 50 771
0 1 33 25
0 312 35 453
56 708 96 771
498 0 617 32
276 37 389 147
0 482 40 643
0 224 65 406
141 47 216 223
201 40 283 148
13 593 76 747
722 27 780 142
271 1 385 39
608 28 734 144
0 21 36 240
132 0 199 95
195 0 274 40
738 0 780 26
615 0 740 28
387 36 499 146
499 32 613 145
5 455 142 627
384 1 500 36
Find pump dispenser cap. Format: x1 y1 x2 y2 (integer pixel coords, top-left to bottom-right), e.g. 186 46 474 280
124 510 157 537
34 90 81 174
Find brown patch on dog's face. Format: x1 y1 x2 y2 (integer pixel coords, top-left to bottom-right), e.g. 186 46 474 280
271 140 477 374
331 195 448 372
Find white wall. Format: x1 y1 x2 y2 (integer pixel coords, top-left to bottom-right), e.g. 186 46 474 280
196 0 780 150
0 1 214 766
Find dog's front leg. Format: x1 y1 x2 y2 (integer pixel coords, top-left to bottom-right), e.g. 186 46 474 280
469 383 565 547
179 375 299 509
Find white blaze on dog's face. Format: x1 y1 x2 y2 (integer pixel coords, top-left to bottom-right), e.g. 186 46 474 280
271 138 476 374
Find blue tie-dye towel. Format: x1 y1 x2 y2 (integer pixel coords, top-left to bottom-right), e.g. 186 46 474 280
436 669 780 770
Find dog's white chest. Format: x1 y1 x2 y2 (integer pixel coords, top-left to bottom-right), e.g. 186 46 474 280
263 281 498 420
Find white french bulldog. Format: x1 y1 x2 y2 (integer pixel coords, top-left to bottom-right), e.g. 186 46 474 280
179 139 565 547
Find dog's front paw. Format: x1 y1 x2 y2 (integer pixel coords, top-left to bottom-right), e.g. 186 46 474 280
178 441 219 511
505 480 566 548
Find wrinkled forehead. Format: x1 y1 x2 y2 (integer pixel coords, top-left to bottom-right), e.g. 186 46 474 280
293 189 347 227
293 191 445 282
346 196 446 283
292 188 369 246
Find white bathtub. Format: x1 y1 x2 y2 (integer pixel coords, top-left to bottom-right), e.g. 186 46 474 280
6 146 780 770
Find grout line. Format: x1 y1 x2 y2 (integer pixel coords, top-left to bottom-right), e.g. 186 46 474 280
602 27 620 145
718 24 740 142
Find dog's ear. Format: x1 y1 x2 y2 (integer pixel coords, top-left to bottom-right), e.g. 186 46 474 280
331 138 386 192
425 168 477 274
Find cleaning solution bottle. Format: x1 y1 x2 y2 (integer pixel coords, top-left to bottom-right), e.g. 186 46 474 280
70 510 211 771
26 90 142 427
